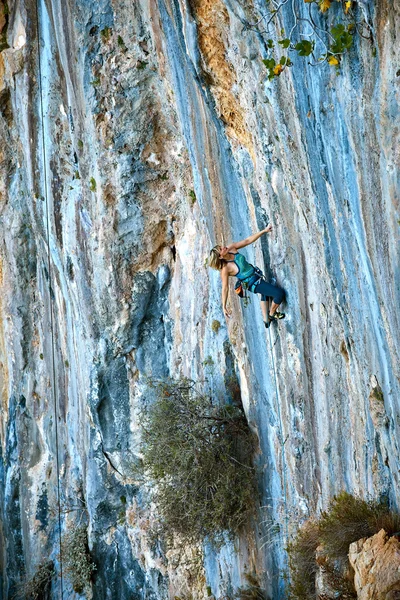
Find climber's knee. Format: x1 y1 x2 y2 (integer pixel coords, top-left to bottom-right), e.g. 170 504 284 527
273 288 285 305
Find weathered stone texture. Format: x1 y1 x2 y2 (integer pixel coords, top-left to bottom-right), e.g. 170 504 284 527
349 529 400 600
0 0 399 598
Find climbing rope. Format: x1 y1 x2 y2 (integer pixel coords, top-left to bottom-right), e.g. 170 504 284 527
34 0 64 594
267 325 290 559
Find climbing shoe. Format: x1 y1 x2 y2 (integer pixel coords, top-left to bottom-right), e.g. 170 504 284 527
265 311 285 327
264 319 272 329
269 311 285 322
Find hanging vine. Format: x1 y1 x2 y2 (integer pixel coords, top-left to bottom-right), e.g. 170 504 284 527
243 0 373 79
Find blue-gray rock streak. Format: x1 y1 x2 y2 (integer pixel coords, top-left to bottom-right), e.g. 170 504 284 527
0 0 398 598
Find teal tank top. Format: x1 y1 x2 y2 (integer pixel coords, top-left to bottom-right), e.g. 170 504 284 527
233 253 256 281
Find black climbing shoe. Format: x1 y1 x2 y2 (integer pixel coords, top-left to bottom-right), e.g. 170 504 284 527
264 316 274 328
269 311 286 322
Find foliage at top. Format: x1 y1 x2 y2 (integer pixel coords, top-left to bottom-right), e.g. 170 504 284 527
139 378 258 546
286 491 400 600
244 0 372 79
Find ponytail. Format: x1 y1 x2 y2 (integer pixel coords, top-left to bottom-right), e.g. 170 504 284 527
209 246 224 270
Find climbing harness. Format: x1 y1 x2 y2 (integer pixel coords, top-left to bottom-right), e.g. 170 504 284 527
235 266 265 307
34 0 64 593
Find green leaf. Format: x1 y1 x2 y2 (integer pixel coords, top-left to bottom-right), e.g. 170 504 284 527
267 39 274 48
280 56 287 65
330 41 344 54
262 57 276 69
295 40 314 56
278 38 291 48
331 23 345 39
341 31 353 49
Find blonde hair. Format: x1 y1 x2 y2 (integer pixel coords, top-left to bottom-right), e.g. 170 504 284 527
209 245 224 270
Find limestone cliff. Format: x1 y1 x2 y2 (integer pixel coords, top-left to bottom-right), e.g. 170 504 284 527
0 0 399 598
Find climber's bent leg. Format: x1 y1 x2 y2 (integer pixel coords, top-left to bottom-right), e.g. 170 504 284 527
269 300 280 317
254 280 285 325
254 280 285 307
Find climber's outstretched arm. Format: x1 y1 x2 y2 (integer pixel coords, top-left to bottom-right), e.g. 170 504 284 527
227 224 272 251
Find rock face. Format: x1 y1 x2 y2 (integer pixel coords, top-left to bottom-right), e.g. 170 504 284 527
349 530 400 600
0 0 399 599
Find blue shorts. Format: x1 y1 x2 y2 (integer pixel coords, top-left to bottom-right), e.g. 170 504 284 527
253 279 285 304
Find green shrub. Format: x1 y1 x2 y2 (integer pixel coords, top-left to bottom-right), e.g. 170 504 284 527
287 492 400 600
15 560 55 599
139 379 258 545
89 177 96 192
286 520 320 600
188 189 196 205
202 355 215 368
318 491 400 560
61 526 96 593
100 27 112 43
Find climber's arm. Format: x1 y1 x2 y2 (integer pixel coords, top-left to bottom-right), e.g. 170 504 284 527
228 224 272 251
221 267 231 318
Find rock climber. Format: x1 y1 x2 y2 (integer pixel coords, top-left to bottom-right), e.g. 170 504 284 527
209 224 285 328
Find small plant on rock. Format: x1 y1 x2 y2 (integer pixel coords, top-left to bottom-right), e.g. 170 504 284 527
188 189 196 205
286 520 320 600
318 491 400 560
61 526 96 593
243 1 372 80
100 27 112 43
139 378 258 546
117 35 127 51
286 492 400 600
211 319 221 333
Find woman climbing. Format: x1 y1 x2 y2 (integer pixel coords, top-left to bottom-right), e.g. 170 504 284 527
209 224 285 328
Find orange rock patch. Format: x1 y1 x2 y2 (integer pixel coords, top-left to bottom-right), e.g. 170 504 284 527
349 529 400 599
191 0 254 155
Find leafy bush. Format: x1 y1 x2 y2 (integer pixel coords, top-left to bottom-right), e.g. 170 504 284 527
15 560 55 599
318 491 400 559
61 526 96 593
287 492 400 600
286 521 320 600
140 379 258 545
